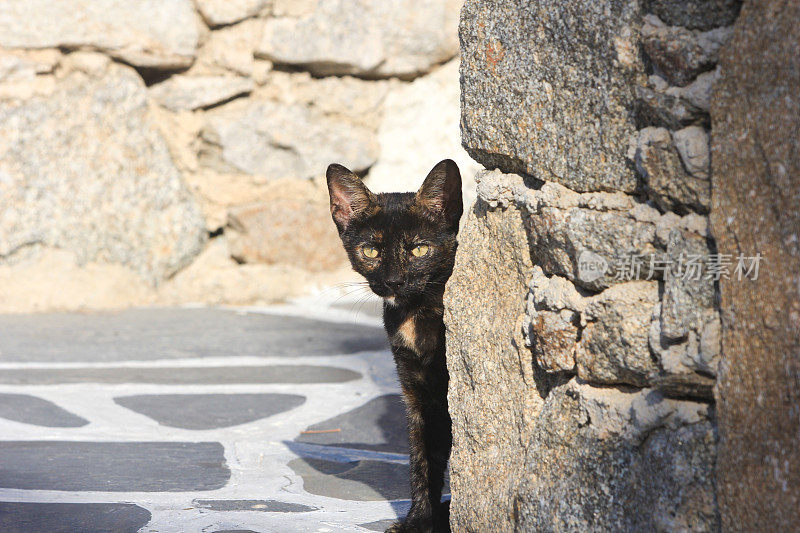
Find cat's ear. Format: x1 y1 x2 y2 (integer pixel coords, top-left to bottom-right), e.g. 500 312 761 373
416 159 462 228
326 163 377 233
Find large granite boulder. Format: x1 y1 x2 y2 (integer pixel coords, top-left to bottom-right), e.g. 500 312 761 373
460 0 646 192
0 0 199 69
0 63 206 283
258 0 461 78
710 0 800 528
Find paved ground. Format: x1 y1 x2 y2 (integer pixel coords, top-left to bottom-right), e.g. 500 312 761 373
0 300 437 532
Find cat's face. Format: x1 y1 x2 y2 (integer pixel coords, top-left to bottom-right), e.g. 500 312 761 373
327 160 462 307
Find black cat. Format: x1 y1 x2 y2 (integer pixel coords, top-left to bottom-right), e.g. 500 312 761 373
326 160 462 533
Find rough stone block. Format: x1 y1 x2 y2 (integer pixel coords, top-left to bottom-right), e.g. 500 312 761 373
460 0 645 192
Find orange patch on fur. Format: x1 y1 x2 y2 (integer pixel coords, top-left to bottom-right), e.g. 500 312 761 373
396 315 418 352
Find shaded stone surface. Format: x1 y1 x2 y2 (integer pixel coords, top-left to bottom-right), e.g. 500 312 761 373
148 75 253 111
643 0 741 30
635 126 710 213
0 308 386 362
115 393 306 429
0 365 360 385
359 519 396 531
288 457 409 502
0 393 88 427
194 499 316 513
709 0 800 528
460 0 645 192
0 502 151 533
641 20 730 87
296 394 408 454
0 441 229 491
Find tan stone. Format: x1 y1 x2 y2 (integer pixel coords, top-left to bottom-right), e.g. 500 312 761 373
710 0 800 528
0 247 155 313
226 179 348 271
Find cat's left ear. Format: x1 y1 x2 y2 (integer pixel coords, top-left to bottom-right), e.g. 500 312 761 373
416 159 462 228
327 163 378 234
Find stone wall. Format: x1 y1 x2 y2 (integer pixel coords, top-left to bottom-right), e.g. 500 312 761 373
442 0 797 530
0 0 480 312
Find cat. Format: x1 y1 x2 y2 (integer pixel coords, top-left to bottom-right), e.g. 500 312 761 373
326 159 462 533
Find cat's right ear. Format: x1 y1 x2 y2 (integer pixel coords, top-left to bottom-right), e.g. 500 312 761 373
326 164 377 234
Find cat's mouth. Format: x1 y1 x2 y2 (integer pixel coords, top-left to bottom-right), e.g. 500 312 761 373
383 296 398 306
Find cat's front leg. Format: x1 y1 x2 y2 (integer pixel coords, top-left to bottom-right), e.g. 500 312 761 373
387 387 451 533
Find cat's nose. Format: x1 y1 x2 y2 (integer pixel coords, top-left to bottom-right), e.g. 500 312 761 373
385 279 405 293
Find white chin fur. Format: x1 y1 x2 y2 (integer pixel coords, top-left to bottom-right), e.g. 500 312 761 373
384 296 397 306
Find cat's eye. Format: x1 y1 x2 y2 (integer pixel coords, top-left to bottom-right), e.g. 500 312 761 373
411 244 429 257
362 246 379 259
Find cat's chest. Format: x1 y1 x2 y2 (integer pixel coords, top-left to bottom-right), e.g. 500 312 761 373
385 308 443 356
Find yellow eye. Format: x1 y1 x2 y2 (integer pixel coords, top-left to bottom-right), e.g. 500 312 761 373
411 244 429 257
362 246 379 259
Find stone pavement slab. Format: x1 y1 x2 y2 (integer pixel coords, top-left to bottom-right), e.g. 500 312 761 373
0 365 362 385
0 304 412 532
0 393 88 428
0 441 230 491
114 393 306 430
0 502 151 533
0 307 387 362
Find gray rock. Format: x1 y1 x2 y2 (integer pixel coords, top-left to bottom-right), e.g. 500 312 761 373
643 0 741 31
195 0 269 26
576 281 660 387
661 230 715 340
148 75 253 111
460 0 645 192
674 70 717 112
287 457 410 501
199 99 378 179
635 127 711 212
258 0 460 78
0 63 206 283
642 18 732 87
0 0 198 69
515 381 718 532
649 302 719 399
673 125 710 178
527 203 658 291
